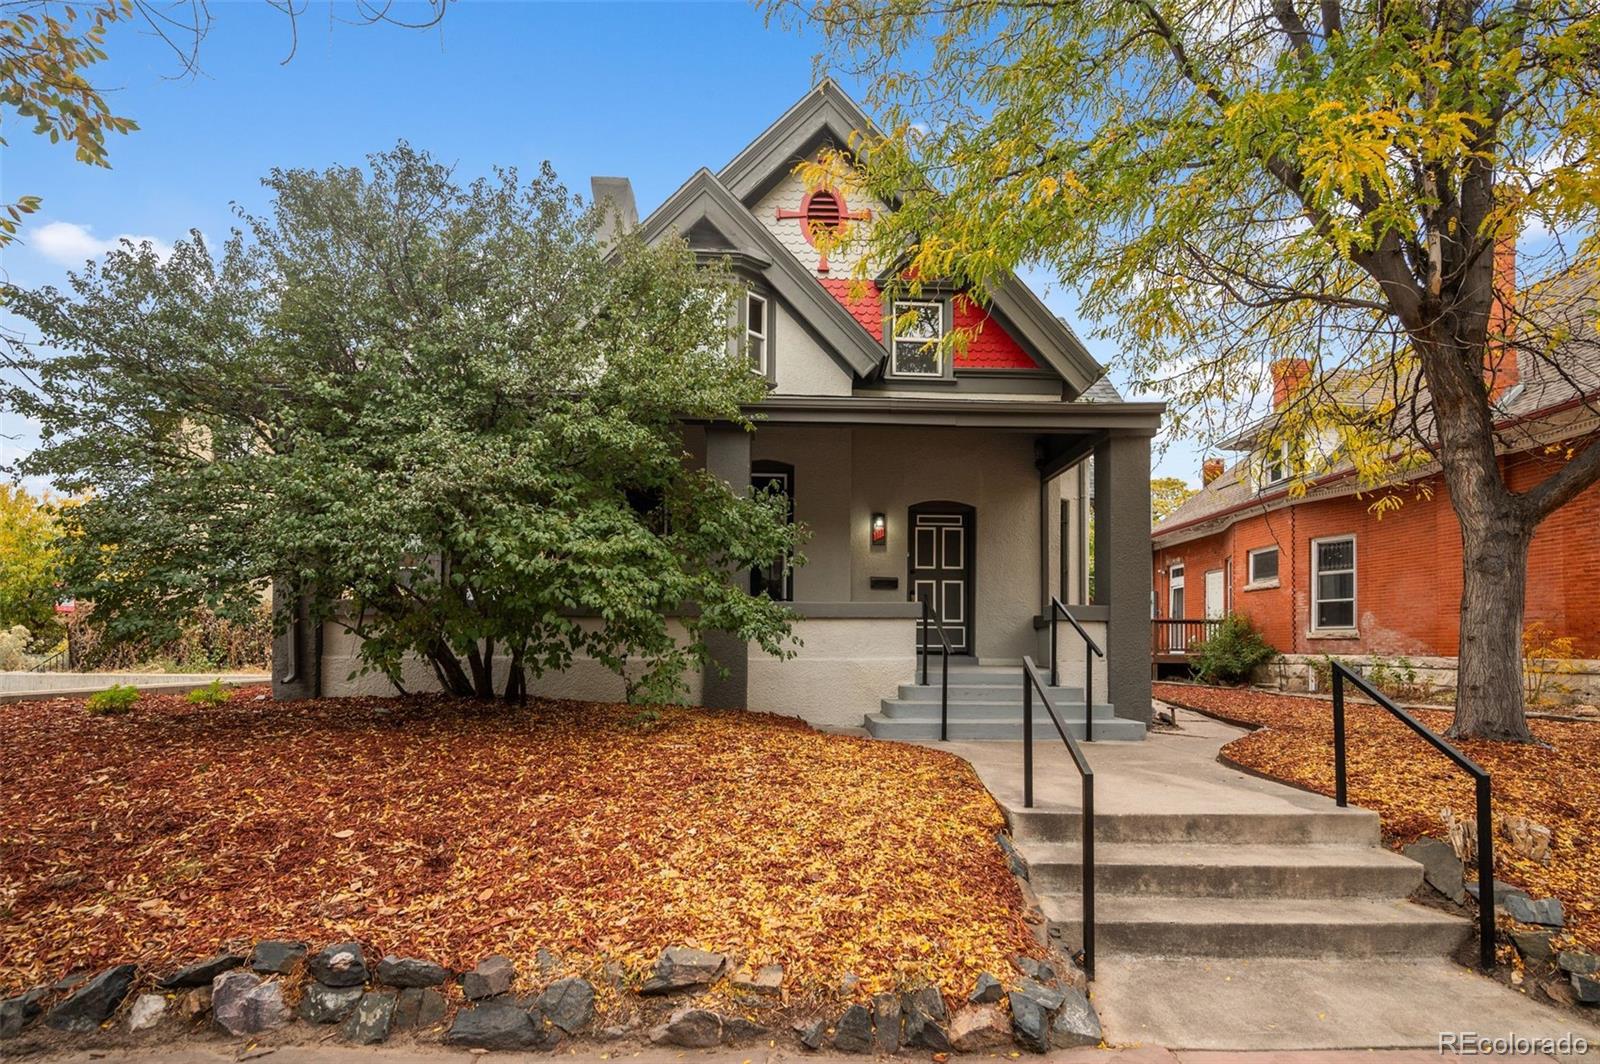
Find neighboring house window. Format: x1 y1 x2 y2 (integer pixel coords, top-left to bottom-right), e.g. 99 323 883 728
1262 441 1290 487
750 461 794 601
1311 536 1356 631
746 292 768 375
1247 546 1280 586
890 300 944 377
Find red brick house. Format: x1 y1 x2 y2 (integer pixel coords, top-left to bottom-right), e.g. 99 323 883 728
1151 272 1600 697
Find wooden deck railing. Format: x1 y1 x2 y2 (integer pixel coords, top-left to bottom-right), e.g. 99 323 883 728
1151 618 1222 658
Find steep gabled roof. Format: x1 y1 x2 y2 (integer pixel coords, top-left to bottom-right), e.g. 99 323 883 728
636 167 884 376
717 80 880 205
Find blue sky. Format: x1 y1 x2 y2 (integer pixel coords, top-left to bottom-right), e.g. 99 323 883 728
0 0 1201 488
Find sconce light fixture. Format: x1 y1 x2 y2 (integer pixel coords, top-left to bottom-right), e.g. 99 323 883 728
870 512 888 545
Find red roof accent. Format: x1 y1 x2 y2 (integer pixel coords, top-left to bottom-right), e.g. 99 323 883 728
817 280 1038 370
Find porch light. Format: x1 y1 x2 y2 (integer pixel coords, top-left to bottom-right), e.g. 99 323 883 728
870 512 888 545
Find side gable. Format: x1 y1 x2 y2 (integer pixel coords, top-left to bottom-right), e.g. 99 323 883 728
635 168 884 378
717 81 880 206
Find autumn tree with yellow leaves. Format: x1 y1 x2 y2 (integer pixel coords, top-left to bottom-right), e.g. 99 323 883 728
776 0 1600 741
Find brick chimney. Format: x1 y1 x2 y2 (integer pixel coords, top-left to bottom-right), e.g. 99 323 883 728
1270 358 1312 408
1484 236 1519 401
1202 458 1225 486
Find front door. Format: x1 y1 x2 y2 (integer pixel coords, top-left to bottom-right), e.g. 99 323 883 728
909 504 974 653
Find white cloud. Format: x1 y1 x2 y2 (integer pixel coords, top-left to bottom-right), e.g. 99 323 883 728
29 221 175 268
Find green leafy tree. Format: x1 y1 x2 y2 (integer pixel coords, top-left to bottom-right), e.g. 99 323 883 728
3 144 801 702
1151 476 1197 523
777 0 1600 741
0 484 62 643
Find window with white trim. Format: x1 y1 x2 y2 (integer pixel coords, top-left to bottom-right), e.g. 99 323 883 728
1247 546 1280 585
1311 536 1356 630
1262 441 1290 487
890 300 944 377
745 292 768 375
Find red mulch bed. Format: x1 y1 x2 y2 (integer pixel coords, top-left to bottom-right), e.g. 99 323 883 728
1155 682 1600 953
0 687 1039 999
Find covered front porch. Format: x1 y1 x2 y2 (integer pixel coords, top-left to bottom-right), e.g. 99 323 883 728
691 396 1159 733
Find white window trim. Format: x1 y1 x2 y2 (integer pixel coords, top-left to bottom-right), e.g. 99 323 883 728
1309 534 1358 634
1245 546 1281 590
889 299 946 378
1167 563 1185 617
745 291 769 376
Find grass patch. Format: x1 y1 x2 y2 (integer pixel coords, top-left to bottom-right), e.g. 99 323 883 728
0 687 1038 999
1156 682 1600 953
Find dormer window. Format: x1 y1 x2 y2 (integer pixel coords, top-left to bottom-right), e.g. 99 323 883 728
1261 440 1290 487
746 292 768 375
890 300 945 378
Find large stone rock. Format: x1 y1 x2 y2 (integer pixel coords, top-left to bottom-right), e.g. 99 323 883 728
969 972 1003 1004
901 986 951 1051
376 956 449 988
1049 987 1102 1048
1403 837 1468 904
0 989 48 1038
731 963 784 995
462 955 516 1000
723 1015 771 1043
128 993 166 1032
249 940 307 975
309 942 369 988
653 1007 724 1048
211 970 290 1036
872 992 901 1055
299 982 364 1024
341 991 396 1045
1015 956 1059 983
639 946 726 995
1573 972 1600 1005
538 977 595 1033
158 953 246 989
180 986 212 1020
1008 983 1061 1054
949 1004 1012 1051
832 1003 873 1053
1559 949 1600 976
393 987 447 1031
794 1017 827 1051
1505 894 1564 928
445 1001 540 1050
1511 929 1556 963
45 965 138 1033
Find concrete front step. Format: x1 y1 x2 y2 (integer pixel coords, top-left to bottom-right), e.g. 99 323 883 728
1039 893 1471 958
1006 806 1382 846
1018 840 1424 898
897 682 1085 701
880 699 1119 720
916 665 1028 686
863 713 1147 742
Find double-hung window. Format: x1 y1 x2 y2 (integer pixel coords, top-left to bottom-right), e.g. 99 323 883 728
1262 441 1290 487
745 292 768 375
1311 536 1356 631
890 300 944 377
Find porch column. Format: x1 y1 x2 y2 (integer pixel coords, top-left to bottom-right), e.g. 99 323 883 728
1094 432 1154 725
702 423 752 709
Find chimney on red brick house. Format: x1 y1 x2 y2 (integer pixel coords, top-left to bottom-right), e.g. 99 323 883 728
1270 358 1312 408
1202 458 1225 485
1484 236 1519 401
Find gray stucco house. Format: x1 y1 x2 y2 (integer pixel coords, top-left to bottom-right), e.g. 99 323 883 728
279 82 1162 733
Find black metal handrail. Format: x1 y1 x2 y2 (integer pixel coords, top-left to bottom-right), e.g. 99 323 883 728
1331 662 1495 970
1022 655 1095 981
1049 597 1104 742
29 646 70 672
918 596 954 742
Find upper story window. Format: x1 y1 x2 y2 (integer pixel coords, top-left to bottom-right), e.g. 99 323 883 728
746 292 768 375
890 300 945 377
1261 440 1290 487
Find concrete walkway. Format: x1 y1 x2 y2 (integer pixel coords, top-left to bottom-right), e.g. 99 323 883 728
922 714 1600 1053
0 671 268 704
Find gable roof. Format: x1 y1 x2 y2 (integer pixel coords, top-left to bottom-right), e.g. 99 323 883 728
642 80 1113 397
636 167 884 377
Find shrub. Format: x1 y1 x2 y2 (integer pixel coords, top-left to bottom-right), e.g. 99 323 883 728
1524 622 1583 707
0 625 30 671
1188 614 1277 685
85 684 139 715
186 680 232 707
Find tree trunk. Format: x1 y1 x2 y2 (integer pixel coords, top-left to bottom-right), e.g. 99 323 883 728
503 646 526 704
427 639 474 697
1448 509 1535 742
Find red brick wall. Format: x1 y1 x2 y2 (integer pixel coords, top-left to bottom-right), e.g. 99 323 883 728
1152 450 1600 658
